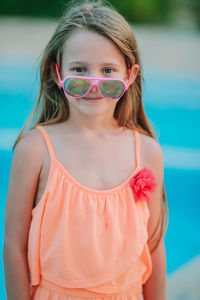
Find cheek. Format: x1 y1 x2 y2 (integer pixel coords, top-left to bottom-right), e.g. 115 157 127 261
63 93 79 103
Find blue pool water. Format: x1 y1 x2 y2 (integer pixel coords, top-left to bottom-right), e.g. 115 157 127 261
1 61 200 298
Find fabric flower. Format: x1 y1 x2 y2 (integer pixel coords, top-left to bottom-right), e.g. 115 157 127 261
129 168 156 202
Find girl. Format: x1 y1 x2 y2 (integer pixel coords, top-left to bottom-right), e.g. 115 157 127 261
3 1 168 300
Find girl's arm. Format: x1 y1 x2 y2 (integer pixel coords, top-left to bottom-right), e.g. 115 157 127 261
3 129 43 300
141 135 166 300
143 239 166 300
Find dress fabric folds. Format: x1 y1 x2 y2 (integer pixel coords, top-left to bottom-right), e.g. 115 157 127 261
28 125 153 300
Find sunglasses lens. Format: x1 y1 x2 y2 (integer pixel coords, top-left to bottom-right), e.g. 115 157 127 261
64 78 91 97
99 80 125 99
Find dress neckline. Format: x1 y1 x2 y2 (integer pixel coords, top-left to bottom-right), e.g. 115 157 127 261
54 158 140 194
36 125 141 195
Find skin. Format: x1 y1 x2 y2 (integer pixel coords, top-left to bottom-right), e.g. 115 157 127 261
57 29 139 136
3 29 166 299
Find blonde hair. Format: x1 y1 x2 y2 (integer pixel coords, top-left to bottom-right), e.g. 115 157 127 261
13 0 168 252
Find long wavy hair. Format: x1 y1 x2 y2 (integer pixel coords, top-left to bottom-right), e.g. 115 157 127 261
13 0 168 253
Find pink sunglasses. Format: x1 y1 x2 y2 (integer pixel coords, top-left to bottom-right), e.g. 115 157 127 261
55 63 134 100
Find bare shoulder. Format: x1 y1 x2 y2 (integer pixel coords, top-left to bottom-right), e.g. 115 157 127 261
14 127 44 157
11 126 45 194
139 132 163 173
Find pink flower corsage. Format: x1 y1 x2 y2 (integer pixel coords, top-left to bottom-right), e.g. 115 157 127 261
129 168 156 202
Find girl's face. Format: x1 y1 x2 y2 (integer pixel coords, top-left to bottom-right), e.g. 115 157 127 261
59 29 139 118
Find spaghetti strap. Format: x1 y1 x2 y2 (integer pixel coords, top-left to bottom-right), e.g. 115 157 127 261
36 125 56 162
134 130 141 170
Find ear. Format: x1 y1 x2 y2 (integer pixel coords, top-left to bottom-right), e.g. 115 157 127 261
51 62 62 89
126 64 140 86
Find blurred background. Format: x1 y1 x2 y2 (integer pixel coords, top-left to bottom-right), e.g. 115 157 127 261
0 0 200 299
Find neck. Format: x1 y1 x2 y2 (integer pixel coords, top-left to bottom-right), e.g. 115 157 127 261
64 112 122 137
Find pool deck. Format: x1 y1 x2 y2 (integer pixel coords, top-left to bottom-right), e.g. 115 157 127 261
167 255 200 300
0 17 200 300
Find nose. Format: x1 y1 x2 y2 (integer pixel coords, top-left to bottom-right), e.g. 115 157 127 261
90 83 98 93
90 80 98 94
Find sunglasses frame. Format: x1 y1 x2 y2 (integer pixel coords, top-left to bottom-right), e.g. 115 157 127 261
55 62 134 100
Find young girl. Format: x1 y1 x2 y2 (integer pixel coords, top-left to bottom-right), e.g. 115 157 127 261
3 1 168 300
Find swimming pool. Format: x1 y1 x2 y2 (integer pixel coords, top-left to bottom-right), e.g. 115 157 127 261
1 61 200 297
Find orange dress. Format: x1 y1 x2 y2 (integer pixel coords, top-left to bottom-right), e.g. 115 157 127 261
28 125 152 300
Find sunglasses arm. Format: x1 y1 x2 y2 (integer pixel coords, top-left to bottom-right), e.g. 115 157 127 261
126 65 134 87
55 63 63 85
